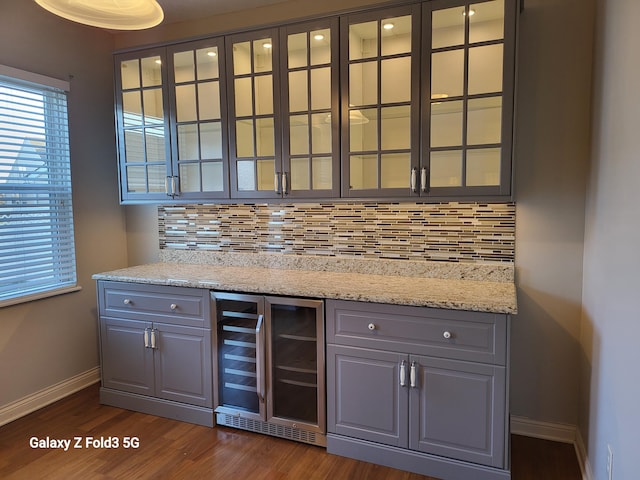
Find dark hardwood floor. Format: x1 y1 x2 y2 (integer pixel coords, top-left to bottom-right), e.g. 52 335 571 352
0 384 581 480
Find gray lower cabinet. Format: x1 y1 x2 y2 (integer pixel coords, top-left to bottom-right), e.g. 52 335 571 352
326 299 510 480
97 281 214 427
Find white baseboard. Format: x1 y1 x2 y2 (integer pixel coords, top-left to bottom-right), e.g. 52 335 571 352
510 415 592 480
0 367 100 427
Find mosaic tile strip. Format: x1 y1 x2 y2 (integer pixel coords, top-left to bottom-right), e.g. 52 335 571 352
158 202 516 264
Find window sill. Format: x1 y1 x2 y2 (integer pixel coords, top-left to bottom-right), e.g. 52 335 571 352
0 286 83 309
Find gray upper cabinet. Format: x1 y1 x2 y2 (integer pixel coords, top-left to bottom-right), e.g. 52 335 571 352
113 0 517 204
115 39 229 203
340 5 421 198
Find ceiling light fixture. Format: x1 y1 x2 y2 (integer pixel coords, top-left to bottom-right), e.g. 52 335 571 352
34 0 164 30
383 22 395 30
314 34 325 41
262 42 273 49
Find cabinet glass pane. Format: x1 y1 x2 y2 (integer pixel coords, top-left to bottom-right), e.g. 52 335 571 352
466 148 501 186
143 88 164 124
381 153 409 188
350 108 377 152
175 84 197 122
468 44 503 95
196 47 219 80
147 164 166 192
431 50 464 99
312 157 332 190
200 122 222 159
431 100 463 148
124 130 144 162
253 39 273 73
350 155 378 190
125 166 145 192
233 41 252 75
310 67 331 110
145 129 166 162
173 51 194 83
234 78 253 117
289 70 308 112
236 120 254 158
288 32 307 69
254 75 273 115
430 150 462 187
237 160 256 191
257 159 275 190
202 162 224 191
179 163 200 192
467 97 502 145
121 59 140 90
311 113 332 154
291 158 310 190
381 106 410 150
349 21 377 60
256 118 275 156
198 81 221 120
381 15 412 56
177 124 198 160
350 62 378 106
290 115 309 155
432 7 465 49
141 56 162 87
122 92 142 126
310 29 331 65
381 57 411 104
470 0 504 43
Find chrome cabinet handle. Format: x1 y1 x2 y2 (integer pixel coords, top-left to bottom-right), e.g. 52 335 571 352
144 328 150 348
170 303 177 310
274 173 281 194
368 323 376 331
421 167 427 192
410 361 417 388
150 329 157 349
171 176 179 197
123 298 131 305
410 167 417 193
400 360 406 387
255 315 265 403
282 172 288 195
443 331 452 339
165 176 171 196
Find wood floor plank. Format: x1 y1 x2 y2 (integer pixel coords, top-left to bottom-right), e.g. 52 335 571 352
0 384 581 480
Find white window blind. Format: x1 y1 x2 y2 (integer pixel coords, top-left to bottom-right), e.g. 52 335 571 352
0 68 77 304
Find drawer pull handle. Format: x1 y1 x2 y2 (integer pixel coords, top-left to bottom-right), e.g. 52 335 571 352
400 360 406 387
123 298 131 305
170 303 177 310
443 331 452 339
368 323 376 331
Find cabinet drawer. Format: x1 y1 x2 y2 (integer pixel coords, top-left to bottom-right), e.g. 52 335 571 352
99 281 210 328
326 300 507 365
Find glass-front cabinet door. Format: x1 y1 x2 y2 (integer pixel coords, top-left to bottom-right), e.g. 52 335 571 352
280 19 340 198
168 38 229 200
227 29 282 199
423 0 515 197
341 5 421 198
115 48 172 202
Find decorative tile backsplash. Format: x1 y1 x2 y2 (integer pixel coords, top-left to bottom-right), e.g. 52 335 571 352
158 202 515 264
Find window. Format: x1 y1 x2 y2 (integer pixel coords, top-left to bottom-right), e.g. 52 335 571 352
0 65 78 306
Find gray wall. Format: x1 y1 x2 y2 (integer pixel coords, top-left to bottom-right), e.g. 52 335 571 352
580 0 640 479
0 1 127 406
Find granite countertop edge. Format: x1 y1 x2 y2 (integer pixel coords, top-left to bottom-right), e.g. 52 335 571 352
92 261 517 315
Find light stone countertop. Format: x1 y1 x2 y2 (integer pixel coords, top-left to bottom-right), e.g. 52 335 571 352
92 260 517 314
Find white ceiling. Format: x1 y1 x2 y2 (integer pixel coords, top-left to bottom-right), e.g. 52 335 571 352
156 0 289 25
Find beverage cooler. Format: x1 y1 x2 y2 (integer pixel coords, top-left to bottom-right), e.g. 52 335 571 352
211 292 325 446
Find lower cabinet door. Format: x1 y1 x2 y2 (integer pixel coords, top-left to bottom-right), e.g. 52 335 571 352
327 345 409 448
154 323 212 407
101 317 154 396
409 355 506 468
